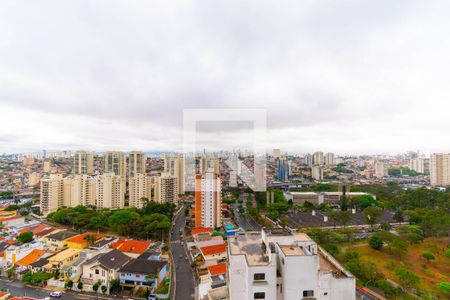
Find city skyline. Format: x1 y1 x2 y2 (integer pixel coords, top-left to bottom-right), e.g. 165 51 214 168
2 1 450 153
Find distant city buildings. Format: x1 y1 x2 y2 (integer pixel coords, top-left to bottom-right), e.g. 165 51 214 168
374 161 386 178
311 165 324 181
104 151 126 177
128 151 146 177
195 169 222 228
155 172 178 204
277 157 289 181
163 154 185 195
325 152 335 166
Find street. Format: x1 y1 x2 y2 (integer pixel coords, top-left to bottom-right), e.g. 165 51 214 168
170 209 195 300
232 193 261 231
0 279 112 300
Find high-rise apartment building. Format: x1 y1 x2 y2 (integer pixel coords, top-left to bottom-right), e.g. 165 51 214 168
70 174 96 207
311 165 323 181
273 148 281 158
73 151 94 174
195 170 222 228
374 161 386 178
40 174 65 216
96 173 125 209
228 228 355 300
325 152 335 166
199 156 220 175
104 151 126 176
155 173 178 204
304 153 313 167
409 157 426 174
163 154 185 194
129 174 155 208
430 153 450 186
43 160 51 173
312 151 324 166
129 151 146 177
28 172 41 186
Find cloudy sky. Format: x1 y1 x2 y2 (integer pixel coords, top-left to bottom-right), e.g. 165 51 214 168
1 0 450 155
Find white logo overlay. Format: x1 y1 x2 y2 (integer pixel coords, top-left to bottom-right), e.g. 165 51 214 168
183 108 267 192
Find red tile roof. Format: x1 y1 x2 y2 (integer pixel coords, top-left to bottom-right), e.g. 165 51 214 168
15 249 46 267
0 216 23 222
112 239 151 254
208 263 227 276
192 228 213 235
66 232 103 244
200 243 226 256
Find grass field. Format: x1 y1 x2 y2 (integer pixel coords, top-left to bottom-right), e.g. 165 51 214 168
340 237 450 299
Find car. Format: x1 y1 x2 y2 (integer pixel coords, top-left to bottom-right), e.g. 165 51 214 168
49 291 62 298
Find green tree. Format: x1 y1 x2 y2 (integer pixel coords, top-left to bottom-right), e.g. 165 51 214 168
77 281 83 290
93 281 100 293
421 252 435 262
364 206 382 227
66 280 73 289
395 268 419 289
101 285 107 294
369 236 383 250
18 231 33 243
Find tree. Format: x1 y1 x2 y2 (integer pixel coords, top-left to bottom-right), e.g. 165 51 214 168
109 279 121 294
66 280 73 289
77 281 83 290
364 206 382 227
84 234 96 246
18 231 33 243
422 252 435 262
407 232 424 244
93 281 100 293
101 285 107 294
369 236 383 250
340 195 349 211
395 268 419 289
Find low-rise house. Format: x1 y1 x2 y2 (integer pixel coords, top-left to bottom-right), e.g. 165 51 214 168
43 248 81 278
43 230 78 250
80 249 132 292
119 258 168 290
199 244 227 267
112 239 152 258
88 236 117 251
0 216 25 228
14 249 48 271
66 232 104 249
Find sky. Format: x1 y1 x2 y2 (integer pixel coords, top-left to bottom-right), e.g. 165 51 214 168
1 0 450 155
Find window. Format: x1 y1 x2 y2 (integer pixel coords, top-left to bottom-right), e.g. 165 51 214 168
254 292 265 299
95 269 99 275
253 273 265 281
303 290 314 297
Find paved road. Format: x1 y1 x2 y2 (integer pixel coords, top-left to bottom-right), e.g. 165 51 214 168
0 279 111 300
232 193 261 231
356 287 378 300
170 210 195 300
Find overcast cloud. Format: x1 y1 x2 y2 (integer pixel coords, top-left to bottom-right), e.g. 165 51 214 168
1 0 449 154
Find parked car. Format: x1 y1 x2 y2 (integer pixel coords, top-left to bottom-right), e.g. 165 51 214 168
50 291 62 298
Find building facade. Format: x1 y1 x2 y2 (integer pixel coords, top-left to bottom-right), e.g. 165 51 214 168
195 170 222 228
73 151 94 174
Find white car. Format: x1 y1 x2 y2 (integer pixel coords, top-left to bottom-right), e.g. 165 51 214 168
49 291 63 298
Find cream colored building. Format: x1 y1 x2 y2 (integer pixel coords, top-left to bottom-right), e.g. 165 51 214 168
155 173 178 204
73 151 94 174
96 173 125 209
70 174 96 207
324 152 335 166
374 161 386 178
311 165 323 181
128 174 155 208
104 151 126 177
28 172 41 186
163 154 185 194
409 157 425 174
129 151 146 177
199 156 220 175
43 160 51 173
313 151 324 166
430 153 450 186
40 174 64 216
273 149 281 159
195 170 222 228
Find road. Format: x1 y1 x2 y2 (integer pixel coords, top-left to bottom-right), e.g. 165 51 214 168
232 193 261 231
0 279 111 300
170 209 195 300
356 287 379 300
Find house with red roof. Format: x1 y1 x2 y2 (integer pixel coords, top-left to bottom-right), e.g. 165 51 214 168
66 232 104 249
111 239 152 257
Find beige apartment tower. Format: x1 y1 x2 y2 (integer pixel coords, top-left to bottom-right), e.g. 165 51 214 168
129 151 146 177
40 174 64 216
155 173 178 204
96 173 125 209
104 151 126 176
73 151 94 174
430 153 450 186
163 154 185 195
129 174 155 208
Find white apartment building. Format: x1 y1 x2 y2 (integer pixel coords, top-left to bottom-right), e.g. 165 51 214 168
199 156 220 175
128 174 155 208
155 172 178 204
409 157 425 174
96 173 125 209
104 151 126 177
228 228 355 300
163 154 185 194
28 172 41 186
195 170 222 228
430 153 450 186
70 174 97 207
128 151 146 177
73 150 94 174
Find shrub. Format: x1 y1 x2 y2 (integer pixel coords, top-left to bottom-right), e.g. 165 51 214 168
422 252 435 262
369 236 383 250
